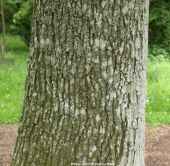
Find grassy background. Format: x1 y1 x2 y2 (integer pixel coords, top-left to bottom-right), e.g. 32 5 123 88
0 35 27 124
0 52 27 124
146 57 170 124
0 36 170 124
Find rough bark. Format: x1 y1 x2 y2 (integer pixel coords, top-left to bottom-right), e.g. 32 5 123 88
11 0 149 166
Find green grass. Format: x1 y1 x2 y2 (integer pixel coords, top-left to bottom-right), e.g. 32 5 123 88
0 36 170 124
0 35 28 124
146 56 170 124
0 51 27 124
0 34 28 52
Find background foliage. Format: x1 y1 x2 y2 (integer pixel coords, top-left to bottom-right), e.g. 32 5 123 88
0 0 32 45
149 0 170 57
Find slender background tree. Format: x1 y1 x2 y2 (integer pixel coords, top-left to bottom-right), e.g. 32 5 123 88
0 0 5 58
11 1 149 165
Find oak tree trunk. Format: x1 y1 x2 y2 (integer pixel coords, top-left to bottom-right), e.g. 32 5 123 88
12 0 149 166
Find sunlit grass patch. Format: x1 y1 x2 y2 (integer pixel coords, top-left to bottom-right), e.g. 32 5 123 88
146 57 170 124
0 51 27 124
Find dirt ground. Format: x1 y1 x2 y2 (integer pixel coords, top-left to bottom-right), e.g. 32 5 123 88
0 126 17 166
145 125 170 166
0 125 170 166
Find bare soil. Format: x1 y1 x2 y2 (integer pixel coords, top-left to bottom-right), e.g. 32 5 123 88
0 126 17 166
0 125 170 166
145 125 170 166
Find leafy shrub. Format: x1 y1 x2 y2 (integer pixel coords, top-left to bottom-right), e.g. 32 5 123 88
149 46 169 58
10 0 33 45
149 0 170 52
0 35 28 51
0 0 21 32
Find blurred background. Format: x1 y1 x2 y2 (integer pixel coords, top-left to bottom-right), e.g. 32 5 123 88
0 0 170 124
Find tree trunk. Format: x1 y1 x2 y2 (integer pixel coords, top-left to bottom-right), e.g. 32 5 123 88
12 1 149 166
0 0 6 56
0 42 4 58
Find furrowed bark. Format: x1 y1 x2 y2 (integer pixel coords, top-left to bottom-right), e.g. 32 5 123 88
12 1 149 166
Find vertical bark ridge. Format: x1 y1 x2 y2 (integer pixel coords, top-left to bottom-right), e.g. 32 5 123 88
12 0 149 166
